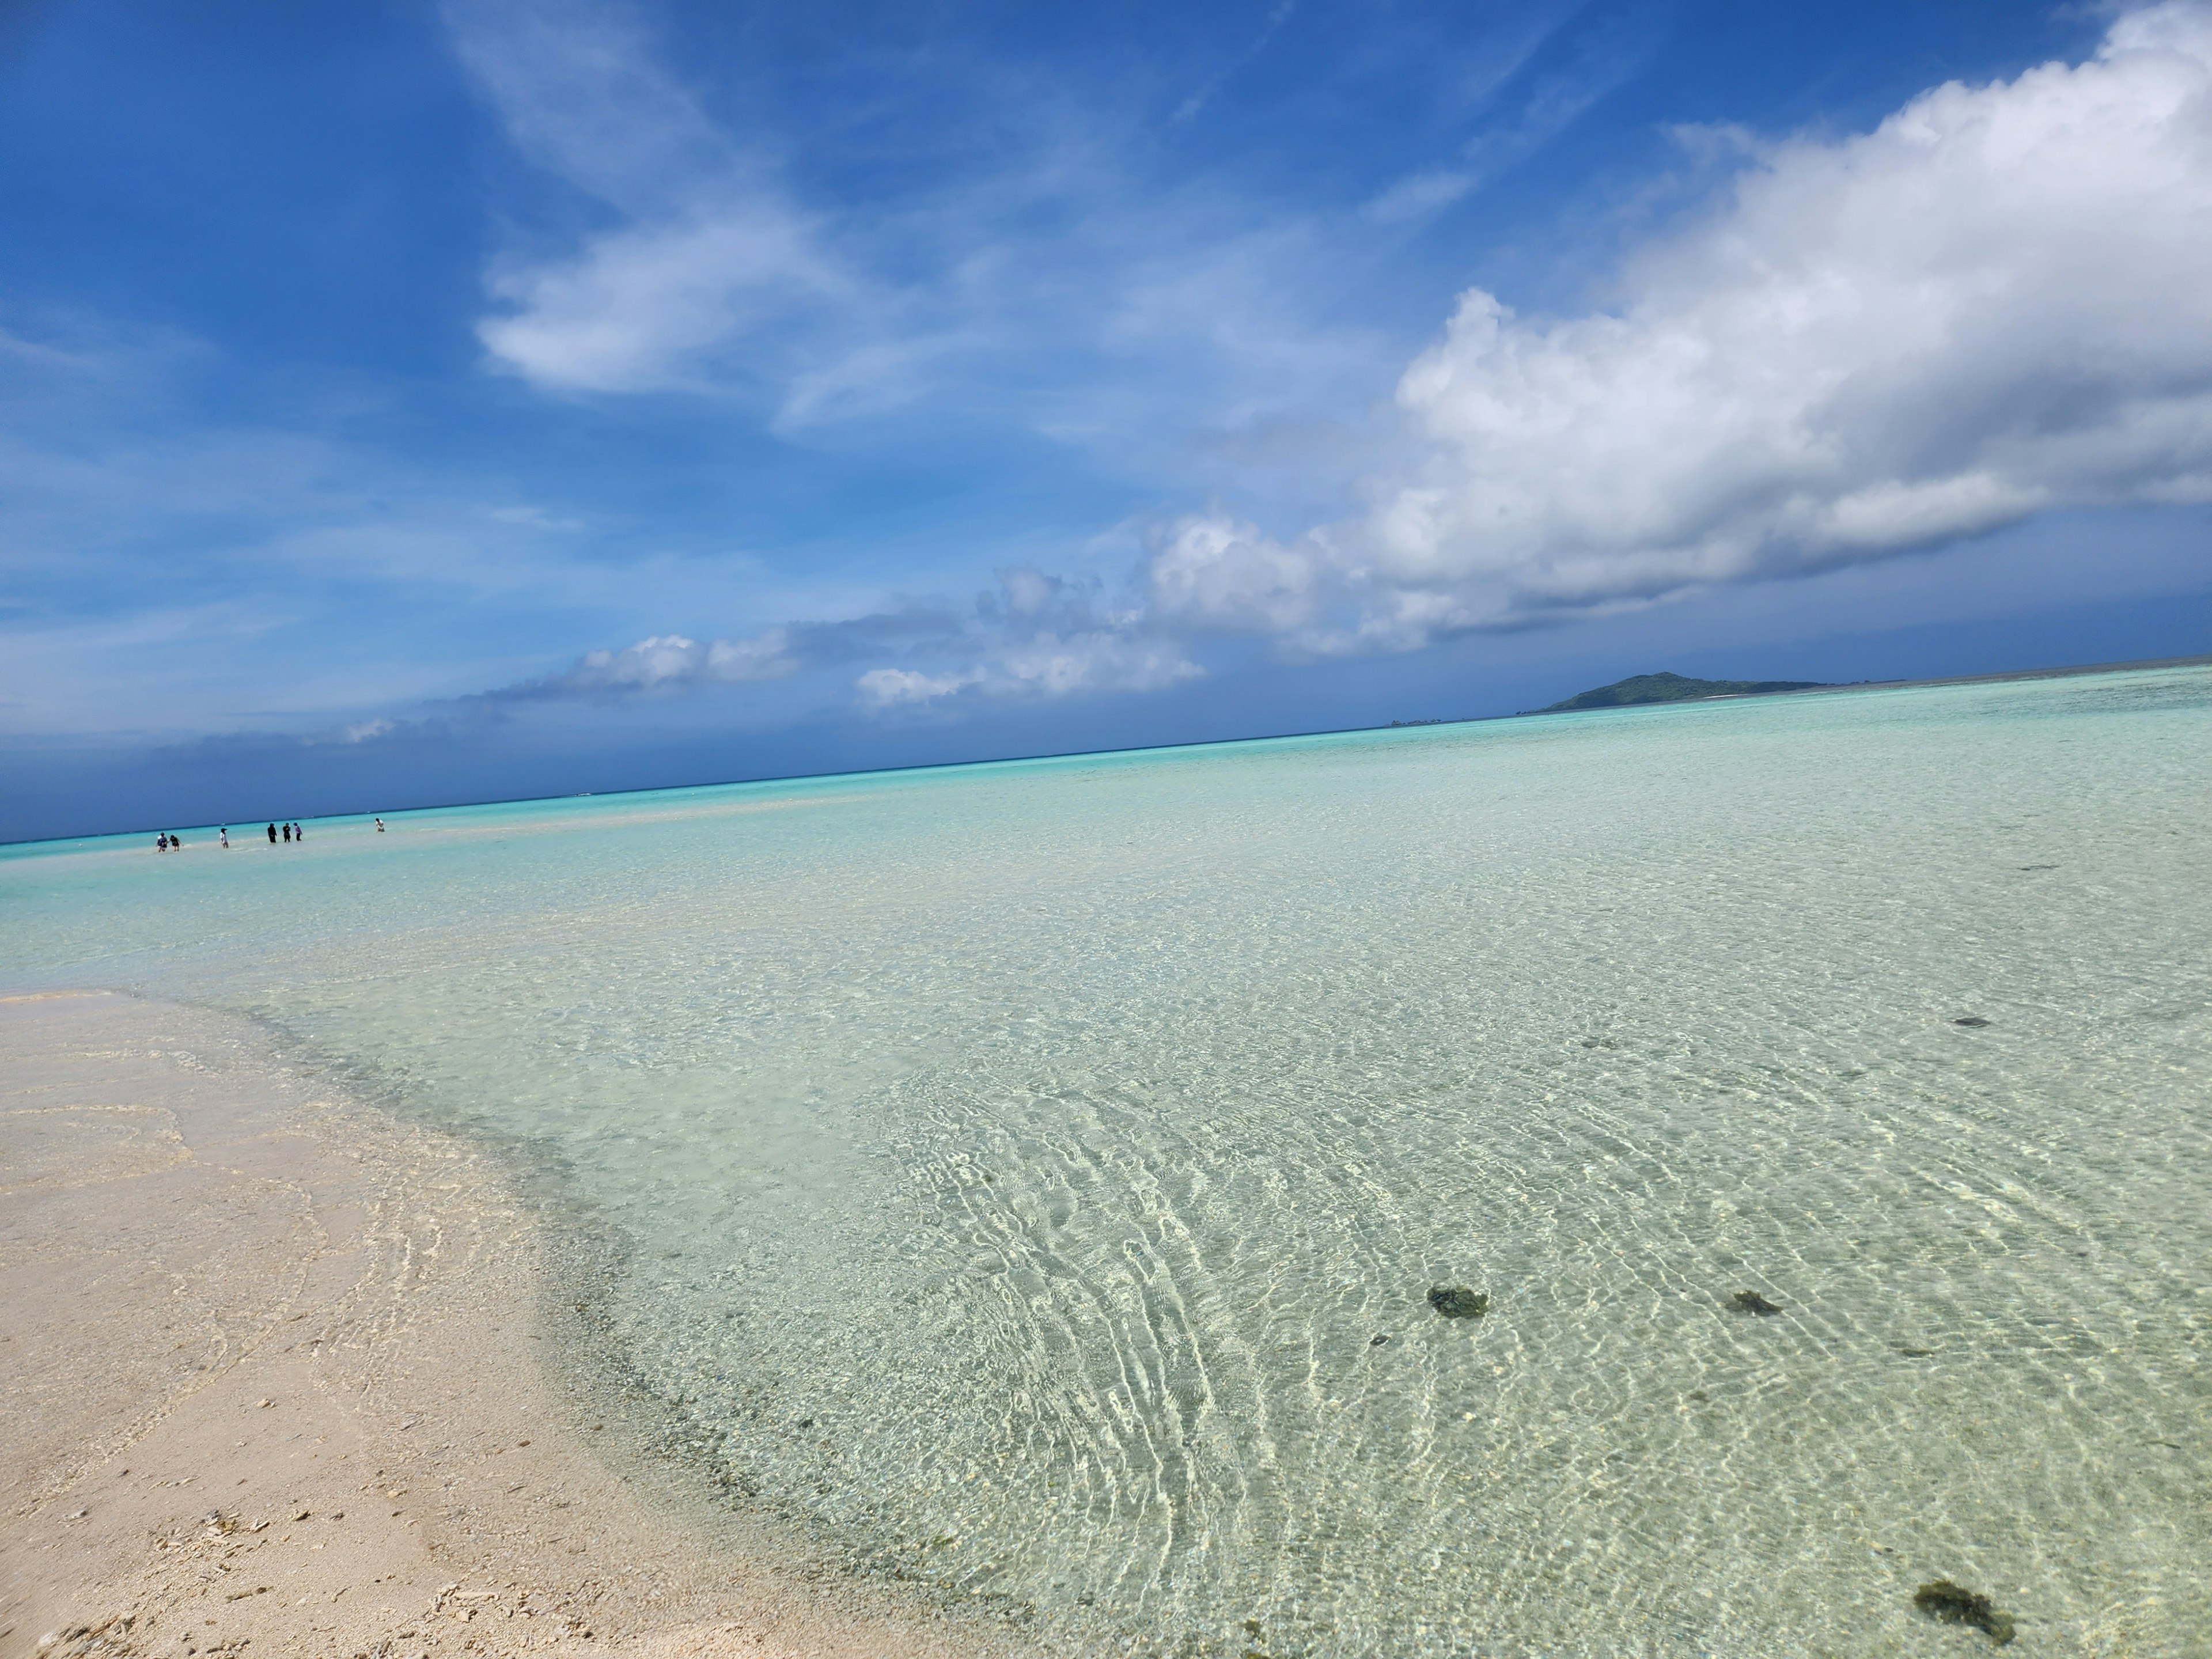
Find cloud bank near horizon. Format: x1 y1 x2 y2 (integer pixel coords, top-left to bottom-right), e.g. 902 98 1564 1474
488 567 1202 717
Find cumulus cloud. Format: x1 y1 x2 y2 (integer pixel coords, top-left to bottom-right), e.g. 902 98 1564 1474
1148 513 1320 631
1176 3 2212 648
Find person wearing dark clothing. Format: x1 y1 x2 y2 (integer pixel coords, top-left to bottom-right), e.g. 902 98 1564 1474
156 834 167 851
268 823 278 843
282 823 291 842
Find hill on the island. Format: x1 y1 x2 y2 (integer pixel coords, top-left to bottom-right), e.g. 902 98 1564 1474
1540 671 1830 713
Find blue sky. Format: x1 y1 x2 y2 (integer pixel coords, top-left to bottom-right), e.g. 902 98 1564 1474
3 0 2210 839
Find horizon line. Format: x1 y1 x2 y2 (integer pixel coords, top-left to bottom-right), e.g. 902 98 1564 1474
8 650 2208 851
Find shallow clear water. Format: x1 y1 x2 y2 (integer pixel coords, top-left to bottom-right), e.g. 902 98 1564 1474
6 666 2209 1657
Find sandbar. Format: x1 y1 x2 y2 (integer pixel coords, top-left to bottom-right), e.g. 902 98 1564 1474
0 991 1037 1659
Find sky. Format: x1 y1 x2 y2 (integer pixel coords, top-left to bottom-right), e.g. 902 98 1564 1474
3 0 2210 840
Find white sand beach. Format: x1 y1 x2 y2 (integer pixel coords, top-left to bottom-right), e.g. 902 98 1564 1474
0 991 1037 1659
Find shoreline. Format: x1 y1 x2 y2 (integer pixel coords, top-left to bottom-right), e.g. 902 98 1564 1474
0 990 1044 1659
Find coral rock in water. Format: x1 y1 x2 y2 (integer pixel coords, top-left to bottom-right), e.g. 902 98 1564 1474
1914 1579 2016 1646
1428 1285 1489 1320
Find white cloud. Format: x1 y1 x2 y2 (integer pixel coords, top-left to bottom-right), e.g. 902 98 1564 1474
857 666 983 708
997 565 1063 618
534 562 1199 718
705 631 799 680
1147 513 1319 631
552 628 798 693
1175 3 2212 647
993 631 1203 698
855 628 1200 710
574 633 703 689
448 0 857 395
1365 169 1478 225
442 0 1408 453
479 208 851 395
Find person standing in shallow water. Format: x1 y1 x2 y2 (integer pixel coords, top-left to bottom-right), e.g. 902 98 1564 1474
282 823 291 842
219 827 229 849
293 823 304 843
267 823 277 844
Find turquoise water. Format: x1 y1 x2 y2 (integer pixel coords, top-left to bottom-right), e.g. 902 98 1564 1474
5 667 2208 1656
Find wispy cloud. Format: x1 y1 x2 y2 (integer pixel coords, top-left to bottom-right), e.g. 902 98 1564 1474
1172 1 1299 127
0 309 719 734
448 0 862 397
1365 7 1655 224
488 505 587 532
442 0 1403 461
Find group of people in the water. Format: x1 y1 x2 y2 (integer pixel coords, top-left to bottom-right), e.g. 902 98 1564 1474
153 817 387 851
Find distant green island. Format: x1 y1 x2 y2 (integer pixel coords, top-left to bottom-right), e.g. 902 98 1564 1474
1539 671 1831 713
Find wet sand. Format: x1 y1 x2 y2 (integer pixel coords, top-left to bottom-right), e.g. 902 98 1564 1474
0 991 1037 1659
